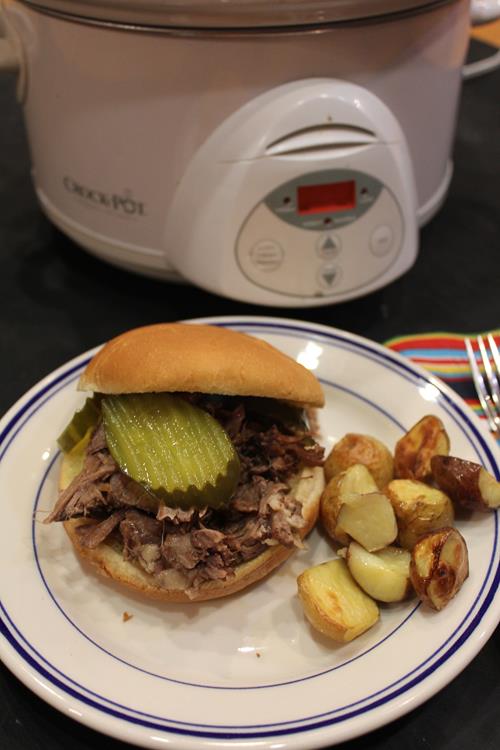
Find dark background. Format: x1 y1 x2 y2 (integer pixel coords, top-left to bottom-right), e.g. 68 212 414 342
1 39 499 750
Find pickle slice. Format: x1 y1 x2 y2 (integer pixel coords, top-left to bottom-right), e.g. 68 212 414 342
59 428 93 490
102 394 240 509
57 396 101 453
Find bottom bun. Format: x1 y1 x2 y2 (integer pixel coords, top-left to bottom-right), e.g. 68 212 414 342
63 466 325 603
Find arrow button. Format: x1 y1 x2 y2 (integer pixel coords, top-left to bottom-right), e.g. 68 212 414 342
317 263 342 291
316 233 341 260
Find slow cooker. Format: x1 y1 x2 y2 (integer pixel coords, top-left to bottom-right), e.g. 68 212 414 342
0 0 497 305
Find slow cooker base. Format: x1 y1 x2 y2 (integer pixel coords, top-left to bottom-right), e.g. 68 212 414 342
36 186 185 282
34 160 453 290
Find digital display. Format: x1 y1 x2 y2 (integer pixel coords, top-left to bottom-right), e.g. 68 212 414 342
297 180 356 214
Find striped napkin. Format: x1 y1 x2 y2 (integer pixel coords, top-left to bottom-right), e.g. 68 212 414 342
385 330 500 444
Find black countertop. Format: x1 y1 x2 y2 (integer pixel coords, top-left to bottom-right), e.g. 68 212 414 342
1 41 499 750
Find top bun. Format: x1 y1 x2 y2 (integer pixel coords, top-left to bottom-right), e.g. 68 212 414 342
79 323 324 408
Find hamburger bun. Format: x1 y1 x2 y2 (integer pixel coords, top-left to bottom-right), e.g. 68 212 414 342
61 462 325 603
58 322 325 602
79 322 324 408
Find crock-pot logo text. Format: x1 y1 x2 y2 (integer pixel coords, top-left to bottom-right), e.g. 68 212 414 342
63 177 146 217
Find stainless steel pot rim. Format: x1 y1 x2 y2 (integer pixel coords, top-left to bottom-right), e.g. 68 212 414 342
18 0 456 31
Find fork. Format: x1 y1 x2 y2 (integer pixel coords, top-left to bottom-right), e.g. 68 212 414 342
465 334 500 434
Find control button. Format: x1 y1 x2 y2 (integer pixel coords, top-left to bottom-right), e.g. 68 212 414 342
370 225 394 257
317 263 342 291
316 233 342 260
250 240 284 271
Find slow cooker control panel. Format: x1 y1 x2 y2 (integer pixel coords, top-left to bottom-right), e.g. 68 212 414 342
236 169 403 298
166 79 418 306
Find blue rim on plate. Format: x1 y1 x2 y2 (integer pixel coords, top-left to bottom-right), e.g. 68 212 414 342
0 317 499 746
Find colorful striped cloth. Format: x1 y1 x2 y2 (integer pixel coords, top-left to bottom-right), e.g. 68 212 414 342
385 330 500 444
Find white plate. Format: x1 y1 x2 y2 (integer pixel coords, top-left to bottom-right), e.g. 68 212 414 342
0 316 499 750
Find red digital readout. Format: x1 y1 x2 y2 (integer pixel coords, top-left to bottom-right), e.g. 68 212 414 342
297 180 356 214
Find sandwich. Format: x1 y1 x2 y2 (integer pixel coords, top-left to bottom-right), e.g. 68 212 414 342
45 323 325 602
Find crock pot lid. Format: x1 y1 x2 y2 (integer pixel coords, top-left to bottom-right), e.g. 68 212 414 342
21 0 453 29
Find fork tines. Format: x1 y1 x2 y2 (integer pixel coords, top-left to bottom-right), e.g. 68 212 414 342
465 334 500 434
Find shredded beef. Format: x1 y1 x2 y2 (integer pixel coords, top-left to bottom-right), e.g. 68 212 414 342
48 395 324 591
162 532 204 571
120 510 164 575
45 452 117 523
120 510 163 549
231 476 267 513
76 510 127 549
108 473 158 514
191 528 225 549
225 519 268 561
156 505 207 524
223 403 246 440
271 510 295 547
88 423 108 453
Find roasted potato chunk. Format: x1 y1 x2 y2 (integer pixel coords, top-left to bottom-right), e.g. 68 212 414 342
337 492 398 552
320 464 378 545
345 542 413 603
394 415 450 482
410 527 469 610
385 479 454 550
431 455 500 512
324 433 393 489
297 559 379 642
